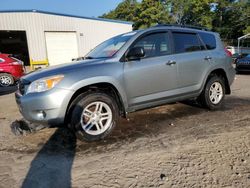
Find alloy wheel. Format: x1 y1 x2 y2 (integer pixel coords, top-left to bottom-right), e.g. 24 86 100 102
0 75 12 86
209 82 223 104
80 101 113 136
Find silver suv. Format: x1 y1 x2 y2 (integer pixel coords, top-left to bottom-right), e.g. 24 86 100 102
16 25 235 141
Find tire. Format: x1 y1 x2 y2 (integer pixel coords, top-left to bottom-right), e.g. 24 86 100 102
0 73 14 87
198 75 225 110
69 91 119 142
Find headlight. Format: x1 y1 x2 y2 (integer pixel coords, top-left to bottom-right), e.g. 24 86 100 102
27 75 64 94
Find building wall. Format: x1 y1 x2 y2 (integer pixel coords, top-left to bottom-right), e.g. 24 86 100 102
0 12 132 62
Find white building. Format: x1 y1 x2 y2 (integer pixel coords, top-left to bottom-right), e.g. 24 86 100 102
0 10 132 66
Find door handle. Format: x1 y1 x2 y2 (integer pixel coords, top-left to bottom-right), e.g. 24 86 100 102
204 56 212 61
166 60 176 66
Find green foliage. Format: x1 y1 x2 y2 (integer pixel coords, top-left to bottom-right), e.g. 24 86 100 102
100 0 138 23
244 26 250 35
165 0 214 28
101 0 250 42
136 0 172 28
212 0 250 42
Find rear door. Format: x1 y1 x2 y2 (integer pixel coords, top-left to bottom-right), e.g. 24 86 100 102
169 31 212 92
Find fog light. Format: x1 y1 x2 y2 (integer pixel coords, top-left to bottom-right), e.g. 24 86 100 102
37 111 46 120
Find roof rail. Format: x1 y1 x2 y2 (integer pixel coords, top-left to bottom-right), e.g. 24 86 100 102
154 24 211 31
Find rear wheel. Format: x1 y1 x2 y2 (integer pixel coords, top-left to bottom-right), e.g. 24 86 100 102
0 73 14 87
198 75 225 110
70 92 119 141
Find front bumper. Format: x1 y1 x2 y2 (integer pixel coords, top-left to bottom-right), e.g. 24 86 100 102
15 87 74 127
236 64 250 72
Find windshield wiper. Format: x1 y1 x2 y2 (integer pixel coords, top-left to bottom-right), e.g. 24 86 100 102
84 56 94 59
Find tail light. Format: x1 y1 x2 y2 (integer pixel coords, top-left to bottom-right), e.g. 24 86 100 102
224 48 232 57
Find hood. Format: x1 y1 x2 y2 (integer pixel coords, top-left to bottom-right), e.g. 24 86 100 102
237 56 250 62
23 59 106 82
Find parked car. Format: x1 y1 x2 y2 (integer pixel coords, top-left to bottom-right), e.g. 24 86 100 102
235 54 250 73
232 53 248 64
16 25 235 141
0 53 25 87
226 46 250 55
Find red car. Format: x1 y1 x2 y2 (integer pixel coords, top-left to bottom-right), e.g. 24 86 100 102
0 53 25 87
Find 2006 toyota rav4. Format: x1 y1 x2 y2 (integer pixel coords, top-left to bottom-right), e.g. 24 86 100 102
16 25 235 141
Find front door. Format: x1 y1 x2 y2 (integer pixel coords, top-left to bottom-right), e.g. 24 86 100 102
123 31 178 107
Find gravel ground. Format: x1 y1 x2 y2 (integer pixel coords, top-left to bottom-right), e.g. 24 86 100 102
0 74 249 188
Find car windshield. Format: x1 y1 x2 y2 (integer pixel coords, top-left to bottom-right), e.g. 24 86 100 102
85 31 137 59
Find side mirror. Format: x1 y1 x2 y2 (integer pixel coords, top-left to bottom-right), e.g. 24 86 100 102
126 47 145 61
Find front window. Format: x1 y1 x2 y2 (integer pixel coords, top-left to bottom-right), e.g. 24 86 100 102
85 32 137 59
132 32 171 58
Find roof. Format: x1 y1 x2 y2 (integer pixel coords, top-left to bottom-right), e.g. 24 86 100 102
0 9 133 25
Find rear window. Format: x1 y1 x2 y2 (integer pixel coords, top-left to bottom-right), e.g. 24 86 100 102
172 32 203 53
199 33 216 50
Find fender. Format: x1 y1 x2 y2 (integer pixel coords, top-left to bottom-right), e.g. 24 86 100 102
69 76 129 110
200 64 230 95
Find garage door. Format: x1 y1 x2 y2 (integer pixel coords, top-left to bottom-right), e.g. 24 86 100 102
45 32 78 66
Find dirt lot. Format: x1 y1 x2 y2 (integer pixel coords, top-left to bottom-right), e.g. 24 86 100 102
0 74 250 188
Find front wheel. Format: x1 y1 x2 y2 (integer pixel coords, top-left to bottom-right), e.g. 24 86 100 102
70 92 119 142
198 75 225 110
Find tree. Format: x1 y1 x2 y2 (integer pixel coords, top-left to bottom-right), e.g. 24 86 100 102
244 26 250 35
101 0 250 43
100 0 139 23
212 0 250 42
164 0 213 28
135 0 172 28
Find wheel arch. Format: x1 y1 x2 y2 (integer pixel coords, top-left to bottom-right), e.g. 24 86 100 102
65 82 127 125
0 71 12 75
206 68 231 94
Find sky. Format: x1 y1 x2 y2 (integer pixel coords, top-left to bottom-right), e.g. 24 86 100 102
0 0 123 18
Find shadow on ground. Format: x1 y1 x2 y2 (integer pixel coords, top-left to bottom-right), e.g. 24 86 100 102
0 85 17 96
21 128 76 188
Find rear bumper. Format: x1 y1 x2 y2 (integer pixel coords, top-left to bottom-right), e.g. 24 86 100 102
15 87 74 127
